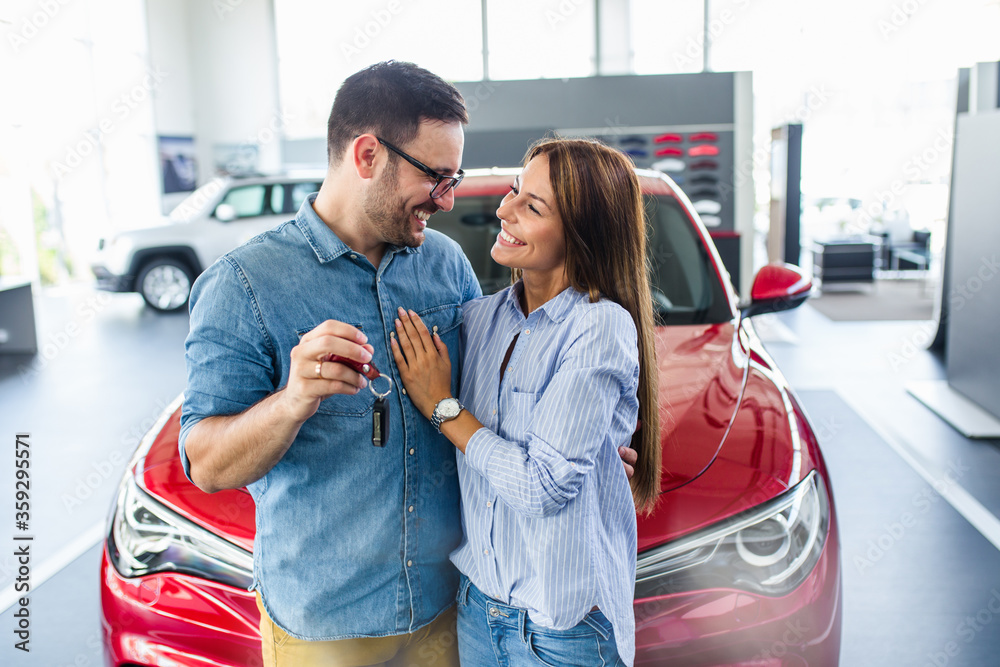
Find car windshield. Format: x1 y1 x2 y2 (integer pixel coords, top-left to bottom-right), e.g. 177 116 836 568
431 192 732 326
168 178 228 223
645 194 733 324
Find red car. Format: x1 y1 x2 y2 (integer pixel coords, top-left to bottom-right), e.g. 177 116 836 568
101 169 841 666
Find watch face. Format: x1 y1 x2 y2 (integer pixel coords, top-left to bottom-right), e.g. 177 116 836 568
438 398 461 419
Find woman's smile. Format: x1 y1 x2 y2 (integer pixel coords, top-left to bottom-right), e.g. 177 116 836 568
497 225 526 246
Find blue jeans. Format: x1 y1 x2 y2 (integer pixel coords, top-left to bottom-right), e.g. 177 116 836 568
456 575 625 667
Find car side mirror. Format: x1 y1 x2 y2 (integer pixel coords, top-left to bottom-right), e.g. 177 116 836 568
214 204 237 222
740 263 812 319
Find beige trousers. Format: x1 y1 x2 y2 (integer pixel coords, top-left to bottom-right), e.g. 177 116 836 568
256 593 459 667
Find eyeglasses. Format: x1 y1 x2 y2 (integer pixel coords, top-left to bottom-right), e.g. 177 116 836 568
377 137 464 199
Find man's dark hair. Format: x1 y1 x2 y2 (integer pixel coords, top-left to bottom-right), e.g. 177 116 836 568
327 61 468 164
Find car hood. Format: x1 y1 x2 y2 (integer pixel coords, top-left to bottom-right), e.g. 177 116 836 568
138 410 256 552
136 321 757 554
653 321 747 493
638 325 816 551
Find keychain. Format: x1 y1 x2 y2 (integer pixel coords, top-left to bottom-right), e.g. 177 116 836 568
324 355 393 447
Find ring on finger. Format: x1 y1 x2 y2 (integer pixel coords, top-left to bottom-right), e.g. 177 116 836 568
315 362 323 378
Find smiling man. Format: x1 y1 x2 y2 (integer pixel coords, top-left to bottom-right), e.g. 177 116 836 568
178 61 478 666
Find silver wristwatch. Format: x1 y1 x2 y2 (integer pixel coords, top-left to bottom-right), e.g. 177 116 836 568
430 397 464 433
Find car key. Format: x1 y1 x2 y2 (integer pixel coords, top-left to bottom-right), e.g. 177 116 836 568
324 354 393 447
324 354 381 382
372 395 390 447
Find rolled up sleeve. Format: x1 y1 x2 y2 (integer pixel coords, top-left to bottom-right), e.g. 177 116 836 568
178 257 276 482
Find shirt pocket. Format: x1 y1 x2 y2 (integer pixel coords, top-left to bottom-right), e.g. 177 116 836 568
415 303 463 338
294 322 375 417
500 388 541 441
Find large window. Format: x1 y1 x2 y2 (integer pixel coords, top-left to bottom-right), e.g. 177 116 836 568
630 0 706 75
485 0 596 80
0 0 160 285
273 0 485 141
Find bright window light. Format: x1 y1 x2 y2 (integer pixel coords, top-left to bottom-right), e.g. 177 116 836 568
273 0 484 140
485 0 596 80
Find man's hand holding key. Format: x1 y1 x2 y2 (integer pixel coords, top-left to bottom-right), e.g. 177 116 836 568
285 320 375 424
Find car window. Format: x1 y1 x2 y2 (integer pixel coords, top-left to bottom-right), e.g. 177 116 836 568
427 194 511 295
220 185 266 218
646 195 732 325
270 184 285 215
168 178 226 222
290 183 321 211
434 192 731 326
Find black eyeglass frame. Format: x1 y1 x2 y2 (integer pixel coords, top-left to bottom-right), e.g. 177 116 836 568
377 137 464 199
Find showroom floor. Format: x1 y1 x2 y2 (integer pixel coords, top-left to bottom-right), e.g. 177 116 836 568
2 284 1000 666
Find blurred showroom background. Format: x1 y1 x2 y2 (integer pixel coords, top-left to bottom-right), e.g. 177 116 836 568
2 1 1000 666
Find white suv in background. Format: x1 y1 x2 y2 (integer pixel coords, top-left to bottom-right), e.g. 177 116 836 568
91 173 324 312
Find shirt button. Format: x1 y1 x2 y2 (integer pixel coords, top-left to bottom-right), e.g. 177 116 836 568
483 549 489 555
525 329 530 335
408 506 414 513
432 325 439 334
350 254 357 259
409 448 415 455
492 409 497 415
402 388 407 395
486 501 492 508
407 560 413 567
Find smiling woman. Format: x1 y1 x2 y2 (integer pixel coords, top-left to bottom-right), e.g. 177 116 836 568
491 158 568 293
391 138 661 667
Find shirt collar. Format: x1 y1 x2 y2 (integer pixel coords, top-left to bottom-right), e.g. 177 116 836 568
294 193 419 264
505 280 585 324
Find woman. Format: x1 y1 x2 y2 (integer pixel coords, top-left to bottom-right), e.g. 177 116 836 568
390 137 660 667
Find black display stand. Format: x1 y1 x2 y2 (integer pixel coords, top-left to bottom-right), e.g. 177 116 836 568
0 279 38 354
810 239 877 285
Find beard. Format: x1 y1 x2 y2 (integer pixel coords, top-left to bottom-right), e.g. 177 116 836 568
362 159 424 248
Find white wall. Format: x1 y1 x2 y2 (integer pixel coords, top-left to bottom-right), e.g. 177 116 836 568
146 0 283 190
146 0 196 138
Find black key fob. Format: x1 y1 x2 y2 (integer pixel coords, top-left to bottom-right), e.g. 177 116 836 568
372 396 390 447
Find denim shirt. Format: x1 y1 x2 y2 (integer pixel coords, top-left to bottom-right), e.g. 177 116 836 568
452 283 639 665
179 194 481 640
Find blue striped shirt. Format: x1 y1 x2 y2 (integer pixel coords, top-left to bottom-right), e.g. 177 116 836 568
452 282 640 665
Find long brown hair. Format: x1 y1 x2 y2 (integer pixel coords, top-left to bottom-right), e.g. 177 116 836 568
517 137 662 515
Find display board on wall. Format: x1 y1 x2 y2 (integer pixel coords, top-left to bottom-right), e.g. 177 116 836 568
556 126 734 231
213 143 260 177
157 136 197 194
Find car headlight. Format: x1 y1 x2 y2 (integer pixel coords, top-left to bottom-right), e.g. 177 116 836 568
96 235 135 274
108 475 253 589
635 470 829 598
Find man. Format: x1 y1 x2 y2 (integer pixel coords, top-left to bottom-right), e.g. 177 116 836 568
180 61 638 666
180 61 475 666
